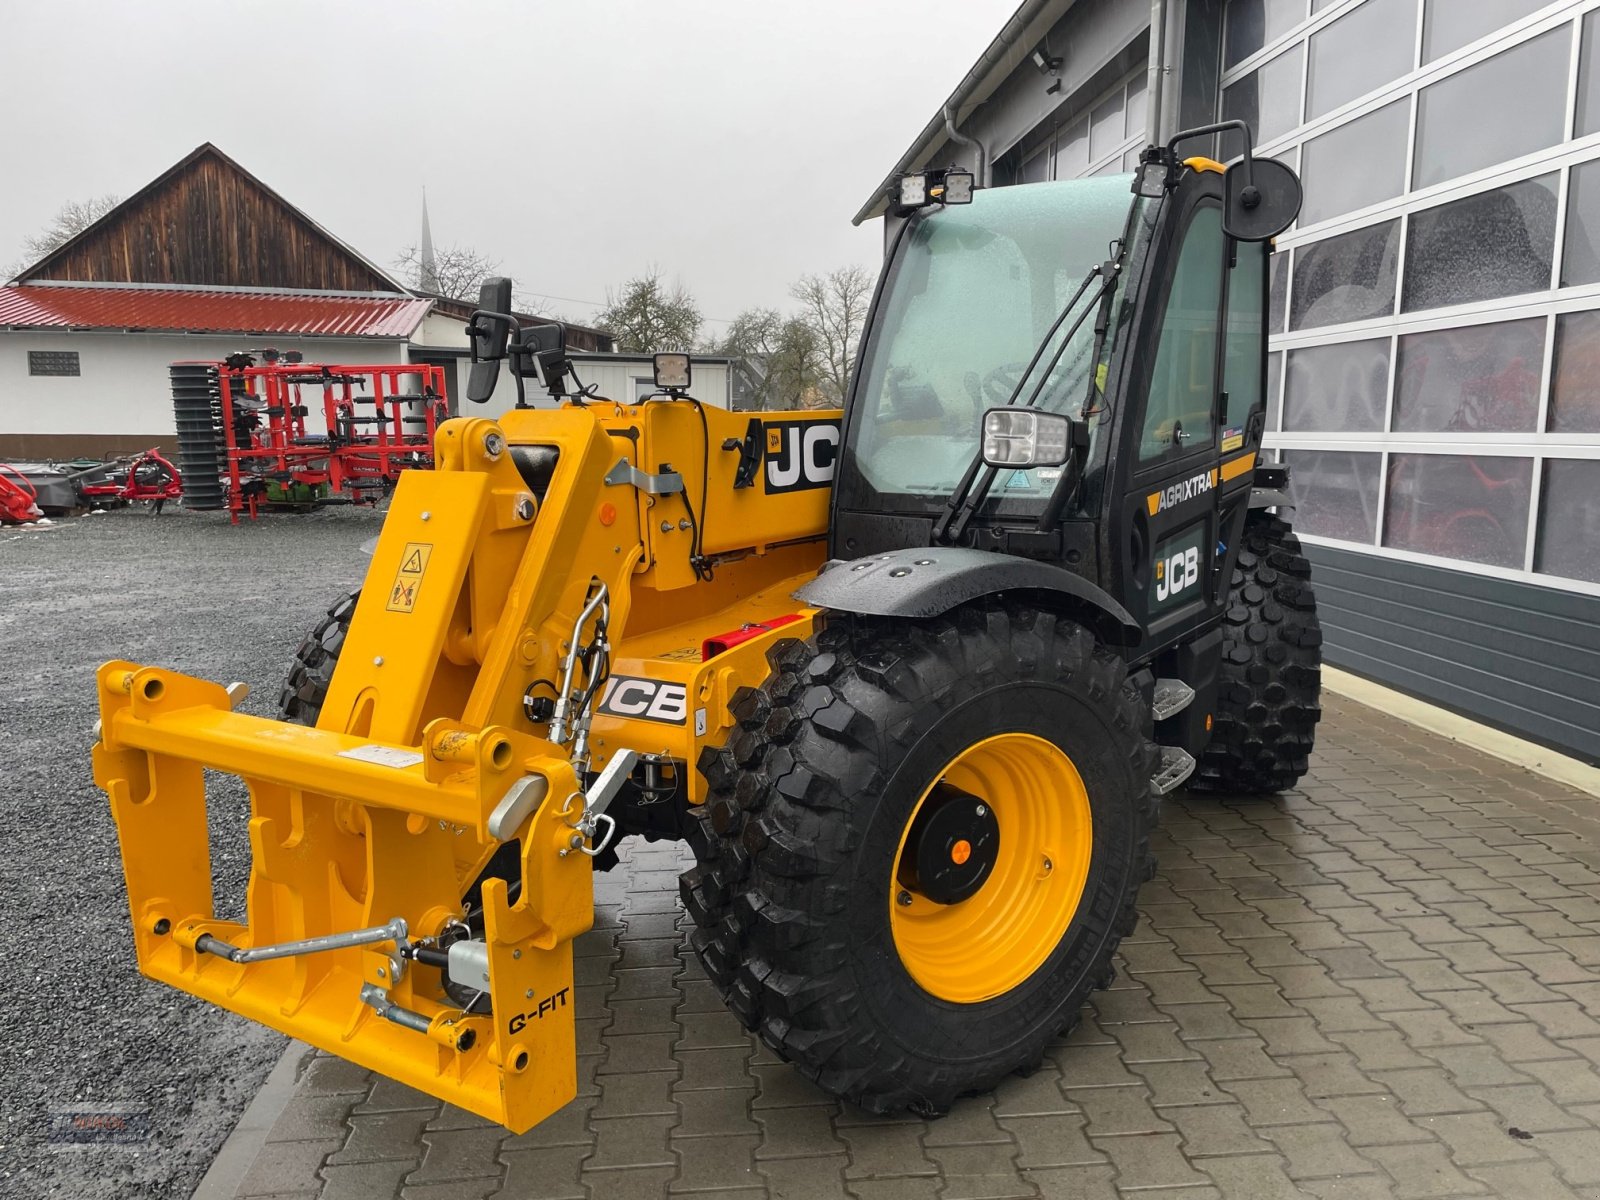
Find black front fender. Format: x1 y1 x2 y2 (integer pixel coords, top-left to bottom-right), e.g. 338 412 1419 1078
794 546 1142 647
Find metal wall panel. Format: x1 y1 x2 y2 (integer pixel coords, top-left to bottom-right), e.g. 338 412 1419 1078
1306 543 1600 763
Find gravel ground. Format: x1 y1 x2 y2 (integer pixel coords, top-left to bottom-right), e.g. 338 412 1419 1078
0 505 377 1199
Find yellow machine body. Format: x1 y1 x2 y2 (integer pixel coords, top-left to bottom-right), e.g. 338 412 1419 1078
92 400 840 1132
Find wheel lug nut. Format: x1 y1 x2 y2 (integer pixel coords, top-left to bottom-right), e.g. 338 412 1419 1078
896 890 913 907
1043 856 1053 874
975 804 987 817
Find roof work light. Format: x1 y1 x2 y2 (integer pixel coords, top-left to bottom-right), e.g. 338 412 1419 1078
653 352 692 393
894 167 977 216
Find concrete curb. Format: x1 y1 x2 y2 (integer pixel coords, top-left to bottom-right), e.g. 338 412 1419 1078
1322 665 1600 799
190 1040 311 1200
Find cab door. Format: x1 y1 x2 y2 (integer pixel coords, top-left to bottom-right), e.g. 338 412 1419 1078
1117 190 1230 651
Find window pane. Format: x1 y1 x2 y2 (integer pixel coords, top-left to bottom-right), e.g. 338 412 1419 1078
1284 449 1383 542
1269 250 1288 334
1267 350 1284 430
1126 74 1148 140
1020 147 1050 184
1383 453 1533 567
1393 318 1545 432
1291 219 1400 330
1225 0 1307 69
1090 91 1126 162
1307 0 1417 120
1142 207 1225 460
1424 0 1550 62
1413 27 1569 189
1221 45 1303 155
1055 117 1089 179
1300 99 1410 225
1580 12 1600 138
1550 310 1600 432
1284 338 1391 431
1402 175 1556 313
1223 241 1268 437
1536 459 1600 583
1562 159 1600 286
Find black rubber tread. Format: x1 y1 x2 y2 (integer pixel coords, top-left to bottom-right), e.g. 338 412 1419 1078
277 591 359 726
1191 511 1322 794
680 599 1156 1116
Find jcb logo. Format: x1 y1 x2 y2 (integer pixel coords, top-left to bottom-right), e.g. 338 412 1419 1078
597 675 688 725
764 420 840 494
1155 546 1200 603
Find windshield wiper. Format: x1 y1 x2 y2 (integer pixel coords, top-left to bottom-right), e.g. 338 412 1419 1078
932 248 1124 546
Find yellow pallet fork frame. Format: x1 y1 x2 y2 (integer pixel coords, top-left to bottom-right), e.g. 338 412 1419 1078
93 402 838 1131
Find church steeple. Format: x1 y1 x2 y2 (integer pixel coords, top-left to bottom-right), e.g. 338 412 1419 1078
419 189 439 294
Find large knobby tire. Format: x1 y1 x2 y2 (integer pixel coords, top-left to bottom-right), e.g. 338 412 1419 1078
681 601 1155 1115
1192 512 1322 794
278 591 358 726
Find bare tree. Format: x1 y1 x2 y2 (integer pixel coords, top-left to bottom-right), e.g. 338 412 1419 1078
15 194 121 269
395 242 501 301
596 270 702 352
790 265 875 405
715 306 826 409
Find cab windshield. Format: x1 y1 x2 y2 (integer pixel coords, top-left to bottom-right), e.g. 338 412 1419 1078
845 176 1139 509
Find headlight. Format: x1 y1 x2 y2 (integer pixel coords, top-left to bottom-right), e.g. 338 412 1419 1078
980 408 1073 469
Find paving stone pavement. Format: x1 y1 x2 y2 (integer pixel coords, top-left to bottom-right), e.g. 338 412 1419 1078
216 694 1600 1199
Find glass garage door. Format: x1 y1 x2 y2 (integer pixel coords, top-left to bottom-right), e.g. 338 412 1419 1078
1220 0 1600 594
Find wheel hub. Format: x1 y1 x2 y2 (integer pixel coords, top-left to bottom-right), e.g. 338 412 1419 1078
897 782 1000 905
889 732 1093 1005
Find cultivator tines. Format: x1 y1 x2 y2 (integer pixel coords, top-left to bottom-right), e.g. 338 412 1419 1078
171 355 450 521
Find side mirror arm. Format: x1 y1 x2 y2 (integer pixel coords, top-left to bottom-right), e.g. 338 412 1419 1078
1166 119 1256 182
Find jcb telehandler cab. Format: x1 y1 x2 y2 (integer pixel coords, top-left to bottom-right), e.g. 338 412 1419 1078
94 124 1320 1130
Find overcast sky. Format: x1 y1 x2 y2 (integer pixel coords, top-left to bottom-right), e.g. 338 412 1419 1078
0 0 1017 329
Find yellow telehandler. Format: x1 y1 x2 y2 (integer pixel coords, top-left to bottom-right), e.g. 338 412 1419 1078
93 123 1320 1132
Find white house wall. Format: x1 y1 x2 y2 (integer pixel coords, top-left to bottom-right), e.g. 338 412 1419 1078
0 331 407 447
468 358 733 418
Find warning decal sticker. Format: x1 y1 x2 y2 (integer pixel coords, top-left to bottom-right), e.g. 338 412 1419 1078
386 542 433 613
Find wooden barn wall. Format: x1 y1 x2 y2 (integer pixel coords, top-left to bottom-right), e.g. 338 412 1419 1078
27 156 398 293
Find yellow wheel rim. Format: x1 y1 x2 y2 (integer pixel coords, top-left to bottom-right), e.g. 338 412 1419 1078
890 733 1092 1004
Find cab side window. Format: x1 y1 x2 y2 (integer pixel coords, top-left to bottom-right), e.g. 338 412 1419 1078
1221 238 1267 442
1140 205 1224 461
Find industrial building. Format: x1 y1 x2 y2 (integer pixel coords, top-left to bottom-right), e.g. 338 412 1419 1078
859 0 1599 762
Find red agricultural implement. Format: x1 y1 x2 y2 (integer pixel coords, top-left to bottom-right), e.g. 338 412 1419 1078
169 353 449 522
75 448 183 513
0 463 43 524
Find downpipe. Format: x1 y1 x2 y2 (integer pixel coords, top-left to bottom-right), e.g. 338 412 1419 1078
944 104 988 187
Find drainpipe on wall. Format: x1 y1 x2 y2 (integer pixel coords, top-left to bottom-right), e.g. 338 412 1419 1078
1147 0 1168 145
943 103 989 187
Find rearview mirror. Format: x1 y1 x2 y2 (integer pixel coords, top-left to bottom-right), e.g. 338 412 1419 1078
468 277 514 361
1223 157 1301 241
980 408 1074 469
465 277 515 403
1158 122 1304 242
